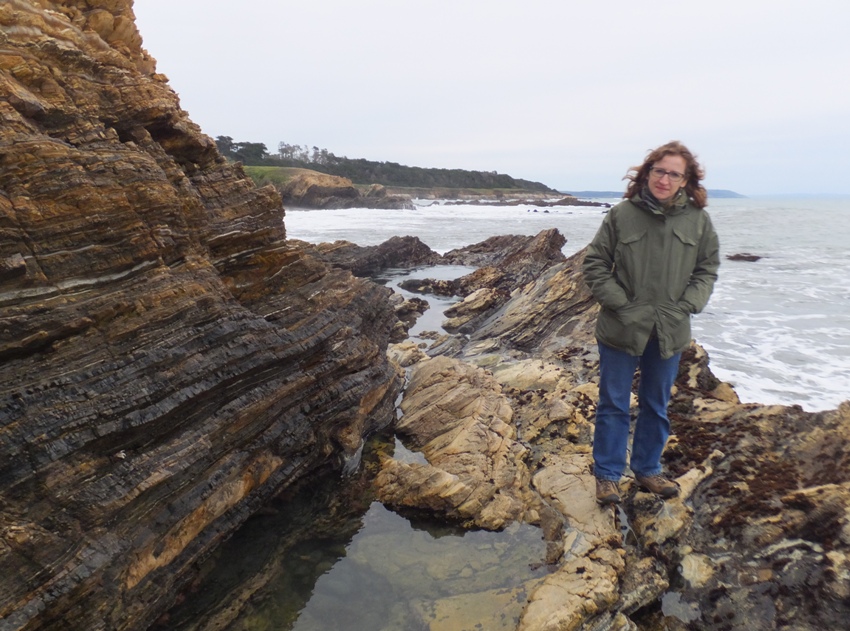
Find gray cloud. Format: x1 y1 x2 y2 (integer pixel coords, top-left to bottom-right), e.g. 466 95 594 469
134 0 850 195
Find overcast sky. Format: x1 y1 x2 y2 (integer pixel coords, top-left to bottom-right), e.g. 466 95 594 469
133 0 849 196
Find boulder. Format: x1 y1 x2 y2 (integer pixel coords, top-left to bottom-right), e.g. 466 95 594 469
375 356 544 531
726 252 763 262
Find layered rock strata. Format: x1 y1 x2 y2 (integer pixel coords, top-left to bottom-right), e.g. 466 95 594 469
0 2 400 629
299 234 442 278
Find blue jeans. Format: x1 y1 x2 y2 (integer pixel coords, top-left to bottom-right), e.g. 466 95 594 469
593 338 681 481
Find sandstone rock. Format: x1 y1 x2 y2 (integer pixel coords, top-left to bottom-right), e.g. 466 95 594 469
485 358 565 392
387 294 430 342
400 228 571 341
364 182 387 197
279 170 360 207
398 276 460 296
443 233 554 267
442 286 508 333
518 546 624 631
679 552 715 588
387 340 428 368
376 356 541 530
436 229 568 304
469 249 598 354
279 169 413 209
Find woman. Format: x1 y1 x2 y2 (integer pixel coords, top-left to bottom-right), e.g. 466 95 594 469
582 141 720 505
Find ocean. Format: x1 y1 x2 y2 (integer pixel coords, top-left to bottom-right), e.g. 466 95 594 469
286 196 850 413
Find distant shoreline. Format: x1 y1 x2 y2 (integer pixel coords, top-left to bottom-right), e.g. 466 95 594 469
563 189 746 199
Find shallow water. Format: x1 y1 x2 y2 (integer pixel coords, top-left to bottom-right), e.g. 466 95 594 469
373 264 475 341
162 436 549 631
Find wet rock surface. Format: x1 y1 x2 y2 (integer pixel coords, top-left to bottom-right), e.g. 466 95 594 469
301 234 442 277
725 252 763 262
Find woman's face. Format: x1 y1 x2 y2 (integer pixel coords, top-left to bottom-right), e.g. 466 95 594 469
647 154 687 202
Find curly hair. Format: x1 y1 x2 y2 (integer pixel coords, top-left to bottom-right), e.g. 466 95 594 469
623 141 707 209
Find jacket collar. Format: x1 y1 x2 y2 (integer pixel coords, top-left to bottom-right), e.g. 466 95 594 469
634 185 689 216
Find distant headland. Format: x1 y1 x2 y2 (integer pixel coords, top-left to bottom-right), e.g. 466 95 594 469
217 137 557 194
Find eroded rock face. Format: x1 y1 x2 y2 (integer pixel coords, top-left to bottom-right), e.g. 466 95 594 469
280 170 414 209
375 232 850 629
377 356 542 531
0 2 400 629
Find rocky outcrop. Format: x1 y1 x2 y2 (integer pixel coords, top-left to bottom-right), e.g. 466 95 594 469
4 4 848 630
385 187 558 201
301 234 443 277
403 229 570 335
377 356 544 531
280 169 414 209
0 2 400 630
726 252 763 262
443 195 607 208
375 233 850 629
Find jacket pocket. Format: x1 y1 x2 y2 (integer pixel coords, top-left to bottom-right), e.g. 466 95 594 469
596 302 655 355
656 301 692 353
670 227 699 298
615 300 652 327
614 229 647 298
657 301 690 324
672 227 697 247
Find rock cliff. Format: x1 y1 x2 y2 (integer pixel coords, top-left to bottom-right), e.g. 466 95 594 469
0 2 400 629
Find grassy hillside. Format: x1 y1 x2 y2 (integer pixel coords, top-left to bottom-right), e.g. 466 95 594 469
221 137 557 193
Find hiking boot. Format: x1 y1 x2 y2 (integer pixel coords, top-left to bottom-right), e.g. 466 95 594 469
596 478 621 505
635 473 679 499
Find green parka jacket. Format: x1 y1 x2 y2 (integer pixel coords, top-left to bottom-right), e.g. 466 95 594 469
582 192 720 359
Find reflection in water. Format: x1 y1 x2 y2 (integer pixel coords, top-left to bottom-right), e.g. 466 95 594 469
159 434 549 631
372 264 476 341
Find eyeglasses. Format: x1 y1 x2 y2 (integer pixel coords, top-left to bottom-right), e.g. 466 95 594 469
649 167 685 183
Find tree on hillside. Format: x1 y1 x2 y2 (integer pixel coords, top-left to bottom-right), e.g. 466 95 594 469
215 135 235 156
215 137 270 163
233 142 268 162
